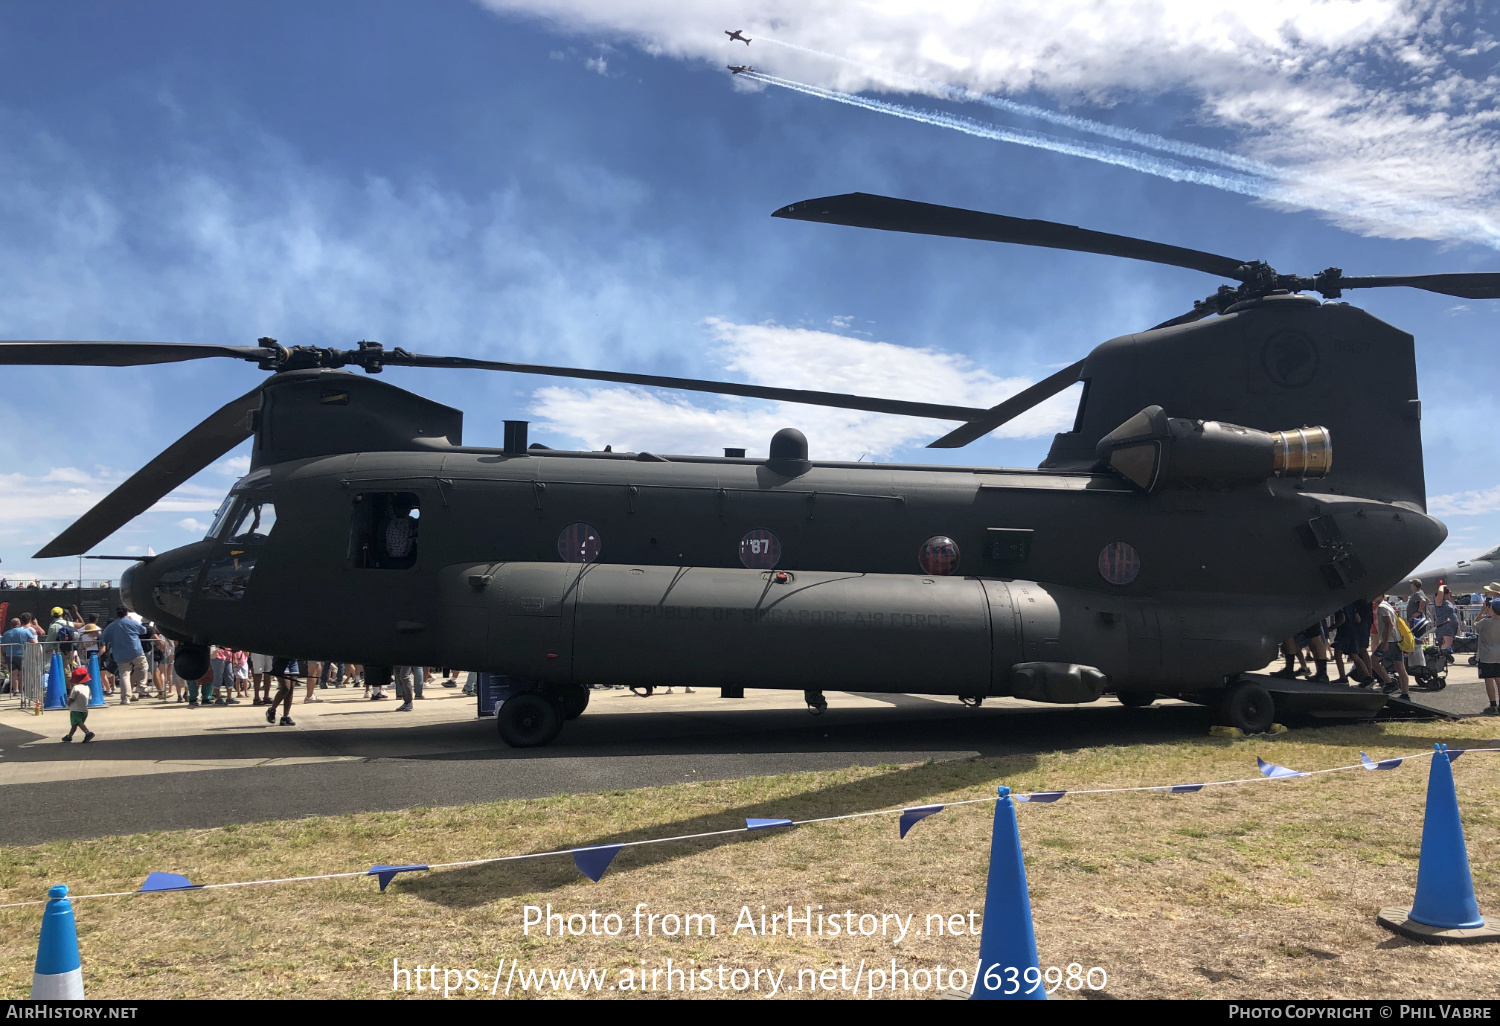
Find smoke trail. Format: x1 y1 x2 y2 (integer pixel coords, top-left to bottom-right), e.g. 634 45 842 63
757 36 1283 179
739 68 1500 251
750 39 1500 250
742 71 1279 200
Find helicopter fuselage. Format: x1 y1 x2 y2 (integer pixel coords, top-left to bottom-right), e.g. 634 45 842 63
123 441 1441 698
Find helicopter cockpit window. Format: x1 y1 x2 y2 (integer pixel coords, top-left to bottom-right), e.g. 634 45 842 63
206 495 236 540
228 502 278 545
350 492 421 570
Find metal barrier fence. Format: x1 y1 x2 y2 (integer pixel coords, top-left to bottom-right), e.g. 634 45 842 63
3 638 187 710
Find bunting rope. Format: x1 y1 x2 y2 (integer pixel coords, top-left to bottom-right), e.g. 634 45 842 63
3 745 1494 909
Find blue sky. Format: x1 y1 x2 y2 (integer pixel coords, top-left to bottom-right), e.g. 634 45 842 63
2 1 1497 582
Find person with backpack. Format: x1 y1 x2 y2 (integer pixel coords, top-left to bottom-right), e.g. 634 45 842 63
45 606 78 670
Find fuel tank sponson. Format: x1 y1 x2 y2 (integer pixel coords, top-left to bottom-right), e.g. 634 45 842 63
437 563 1142 698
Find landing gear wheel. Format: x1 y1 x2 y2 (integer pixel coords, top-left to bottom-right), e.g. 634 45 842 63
496 692 563 748
1216 682 1275 734
1117 691 1156 708
553 684 590 720
804 689 827 716
173 643 210 682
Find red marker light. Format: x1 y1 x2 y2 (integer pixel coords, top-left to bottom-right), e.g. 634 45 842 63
545 652 559 659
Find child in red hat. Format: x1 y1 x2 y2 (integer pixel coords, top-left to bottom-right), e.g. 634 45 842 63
62 665 95 743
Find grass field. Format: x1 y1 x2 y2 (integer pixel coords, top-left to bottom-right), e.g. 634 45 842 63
5 718 1500 1000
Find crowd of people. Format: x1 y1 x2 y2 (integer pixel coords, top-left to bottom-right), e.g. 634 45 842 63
1273 579 1500 713
1 608 457 737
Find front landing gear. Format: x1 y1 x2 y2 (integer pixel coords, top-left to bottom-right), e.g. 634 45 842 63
496 691 563 748
804 689 827 716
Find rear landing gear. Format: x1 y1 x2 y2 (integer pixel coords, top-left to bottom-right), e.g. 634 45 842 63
804 689 827 716
1215 681 1275 734
1117 691 1156 708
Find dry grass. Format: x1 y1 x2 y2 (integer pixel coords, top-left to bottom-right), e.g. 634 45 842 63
5 718 1500 999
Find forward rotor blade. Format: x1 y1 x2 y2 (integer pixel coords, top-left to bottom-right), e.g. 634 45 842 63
1337 273 1500 300
773 193 1249 280
926 360 1085 449
0 340 265 367
33 387 262 559
388 353 991 423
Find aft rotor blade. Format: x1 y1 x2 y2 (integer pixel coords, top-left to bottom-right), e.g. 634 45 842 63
926 360 1085 448
1337 273 1500 300
33 386 262 559
773 193 1250 280
388 353 991 423
0 340 265 367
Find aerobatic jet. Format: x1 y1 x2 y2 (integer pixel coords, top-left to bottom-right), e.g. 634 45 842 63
725 29 750 44
728 65 753 74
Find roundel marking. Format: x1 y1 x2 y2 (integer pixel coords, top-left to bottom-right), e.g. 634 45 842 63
1262 328 1320 388
558 522 602 563
918 536 961 576
1098 542 1140 586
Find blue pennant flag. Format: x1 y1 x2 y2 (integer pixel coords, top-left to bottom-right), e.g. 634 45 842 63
572 844 624 883
1257 757 1308 779
368 864 428 892
898 805 944 839
1445 749 1465 763
1167 783 1204 793
746 818 794 830
138 872 202 892
1360 751 1403 771
1015 791 1066 803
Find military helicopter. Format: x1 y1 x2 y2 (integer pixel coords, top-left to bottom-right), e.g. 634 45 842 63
5 193 1495 746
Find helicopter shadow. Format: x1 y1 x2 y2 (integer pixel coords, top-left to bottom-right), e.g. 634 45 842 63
400 754 1030 908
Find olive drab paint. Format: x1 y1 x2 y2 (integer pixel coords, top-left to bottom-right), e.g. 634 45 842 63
117 293 1445 747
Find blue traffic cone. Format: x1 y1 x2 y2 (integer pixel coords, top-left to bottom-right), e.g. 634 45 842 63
1377 744 1499 943
43 652 66 710
87 652 104 708
30 885 85 999
971 786 1045 1000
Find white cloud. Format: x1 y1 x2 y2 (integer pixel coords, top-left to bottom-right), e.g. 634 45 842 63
176 518 209 533
0 466 229 554
530 316 1077 458
213 455 251 477
477 0 1500 247
1430 485 1500 517
584 55 608 74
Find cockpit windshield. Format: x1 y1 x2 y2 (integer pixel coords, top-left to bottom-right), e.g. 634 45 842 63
206 495 237 540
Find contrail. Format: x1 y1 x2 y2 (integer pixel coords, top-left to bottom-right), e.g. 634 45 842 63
757 36 1283 179
741 71 1279 199
738 67 1500 251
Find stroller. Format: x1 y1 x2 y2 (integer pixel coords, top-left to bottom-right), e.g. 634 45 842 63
1403 616 1448 691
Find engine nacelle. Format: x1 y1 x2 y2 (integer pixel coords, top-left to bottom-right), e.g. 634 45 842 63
1096 405 1331 492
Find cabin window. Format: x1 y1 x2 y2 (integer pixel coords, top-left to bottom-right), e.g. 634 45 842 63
350 492 421 569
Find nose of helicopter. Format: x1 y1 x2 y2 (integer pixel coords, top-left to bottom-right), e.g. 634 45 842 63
120 542 214 634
